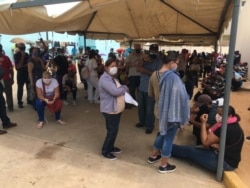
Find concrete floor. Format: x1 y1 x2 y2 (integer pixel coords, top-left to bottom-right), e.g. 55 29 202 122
1 78 250 188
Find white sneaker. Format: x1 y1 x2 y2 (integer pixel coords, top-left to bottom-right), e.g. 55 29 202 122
72 100 76 105
64 100 69 105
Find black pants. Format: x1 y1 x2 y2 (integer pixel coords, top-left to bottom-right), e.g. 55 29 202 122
17 70 29 105
0 84 10 127
102 113 121 155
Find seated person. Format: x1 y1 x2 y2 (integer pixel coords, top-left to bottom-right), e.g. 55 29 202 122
189 94 217 145
62 64 77 105
35 71 66 129
172 105 244 172
231 69 243 91
209 105 239 133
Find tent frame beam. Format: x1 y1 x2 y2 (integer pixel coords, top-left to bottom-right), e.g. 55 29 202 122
160 0 216 35
10 0 83 9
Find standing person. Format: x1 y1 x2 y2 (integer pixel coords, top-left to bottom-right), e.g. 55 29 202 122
0 67 17 134
135 44 162 134
85 50 100 103
99 59 128 160
147 51 190 173
0 44 14 112
77 47 90 90
53 48 69 97
14 43 30 108
125 44 144 100
28 46 45 106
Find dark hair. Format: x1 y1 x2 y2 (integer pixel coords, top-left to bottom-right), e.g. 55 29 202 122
105 58 118 67
29 46 37 56
0 44 2 52
89 49 96 59
161 51 179 64
228 105 241 121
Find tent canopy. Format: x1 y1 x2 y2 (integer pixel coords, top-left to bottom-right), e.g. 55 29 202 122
0 0 233 46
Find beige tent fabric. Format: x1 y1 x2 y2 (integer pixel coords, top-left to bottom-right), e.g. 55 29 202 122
0 0 233 45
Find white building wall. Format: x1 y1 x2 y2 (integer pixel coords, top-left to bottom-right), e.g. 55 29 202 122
235 1 250 78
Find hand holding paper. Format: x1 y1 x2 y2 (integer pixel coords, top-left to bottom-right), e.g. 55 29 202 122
125 92 138 106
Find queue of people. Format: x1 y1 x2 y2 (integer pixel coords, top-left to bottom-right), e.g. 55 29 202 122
0 41 248 175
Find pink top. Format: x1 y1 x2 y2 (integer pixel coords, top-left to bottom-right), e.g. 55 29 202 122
209 116 237 133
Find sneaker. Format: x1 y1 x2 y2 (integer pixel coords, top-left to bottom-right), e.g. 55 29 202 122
0 130 7 135
3 122 17 129
18 104 24 108
158 163 176 173
102 153 117 160
147 155 161 164
88 100 93 104
111 147 122 154
63 101 69 105
135 123 144 128
72 100 76 106
145 129 153 134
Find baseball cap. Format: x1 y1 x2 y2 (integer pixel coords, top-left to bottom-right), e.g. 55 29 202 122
149 44 159 51
194 94 212 107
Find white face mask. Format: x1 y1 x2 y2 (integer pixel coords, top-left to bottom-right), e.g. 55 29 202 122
215 113 222 123
171 63 178 71
109 67 118 75
42 78 51 85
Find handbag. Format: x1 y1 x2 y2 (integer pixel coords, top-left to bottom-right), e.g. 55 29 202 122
28 84 36 102
42 82 63 113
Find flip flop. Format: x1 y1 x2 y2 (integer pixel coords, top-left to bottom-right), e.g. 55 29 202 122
57 120 66 125
37 122 44 129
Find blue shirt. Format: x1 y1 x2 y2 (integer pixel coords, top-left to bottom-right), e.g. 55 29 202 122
139 57 162 92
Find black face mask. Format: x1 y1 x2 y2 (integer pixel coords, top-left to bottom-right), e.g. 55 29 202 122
149 53 157 59
135 49 141 54
19 47 26 51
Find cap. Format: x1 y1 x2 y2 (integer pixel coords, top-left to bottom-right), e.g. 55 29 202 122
149 44 159 51
194 94 212 107
68 64 76 73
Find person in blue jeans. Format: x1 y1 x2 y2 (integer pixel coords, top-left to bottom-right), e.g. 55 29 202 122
171 105 244 172
135 44 162 134
147 51 190 173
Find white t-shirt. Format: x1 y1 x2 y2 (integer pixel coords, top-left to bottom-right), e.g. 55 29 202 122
36 78 59 97
86 58 98 77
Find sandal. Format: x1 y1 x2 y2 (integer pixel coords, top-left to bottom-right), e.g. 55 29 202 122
37 122 44 129
57 120 66 125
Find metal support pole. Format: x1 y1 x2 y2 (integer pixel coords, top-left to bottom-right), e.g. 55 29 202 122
216 0 241 181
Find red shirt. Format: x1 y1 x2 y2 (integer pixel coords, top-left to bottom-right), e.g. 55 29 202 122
0 55 13 80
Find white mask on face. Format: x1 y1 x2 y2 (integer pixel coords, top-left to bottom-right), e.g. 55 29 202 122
171 63 178 71
42 78 51 85
215 113 222 123
109 67 118 75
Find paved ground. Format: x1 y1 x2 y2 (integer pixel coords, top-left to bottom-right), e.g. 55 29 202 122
1 78 250 188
